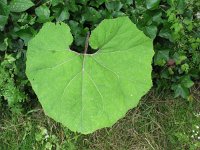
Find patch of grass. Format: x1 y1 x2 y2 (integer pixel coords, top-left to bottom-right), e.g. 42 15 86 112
84 86 200 150
0 108 84 150
1 86 200 150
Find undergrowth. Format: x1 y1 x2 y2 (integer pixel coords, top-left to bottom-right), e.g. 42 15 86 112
0 0 200 149
0 1 199 111
1 87 200 150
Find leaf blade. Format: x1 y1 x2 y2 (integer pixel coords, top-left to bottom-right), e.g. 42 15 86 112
9 0 34 12
26 17 154 134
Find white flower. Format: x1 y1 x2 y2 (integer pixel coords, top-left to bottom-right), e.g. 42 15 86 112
45 134 49 140
194 112 200 117
197 12 200 19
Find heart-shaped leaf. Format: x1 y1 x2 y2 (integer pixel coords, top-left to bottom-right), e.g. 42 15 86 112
26 17 154 134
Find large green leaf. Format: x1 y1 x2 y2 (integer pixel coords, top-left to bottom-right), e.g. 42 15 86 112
26 17 154 134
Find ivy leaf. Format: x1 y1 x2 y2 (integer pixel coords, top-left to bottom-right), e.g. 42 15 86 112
172 76 194 99
82 7 102 23
154 50 169 66
16 27 36 45
159 27 173 41
35 5 52 23
144 25 158 39
146 0 160 10
26 17 154 134
0 37 8 51
0 15 8 31
51 0 64 6
173 84 189 99
180 76 194 88
90 0 105 8
177 0 186 14
105 1 123 11
9 0 34 12
0 0 10 31
52 5 70 22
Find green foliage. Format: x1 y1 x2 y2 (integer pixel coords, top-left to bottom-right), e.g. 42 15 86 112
132 0 200 99
0 0 199 111
0 0 9 31
0 51 27 112
35 5 52 23
0 0 199 148
0 110 83 150
35 126 60 149
26 17 154 133
1 90 200 149
146 0 161 10
0 67 26 110
9 0 34 12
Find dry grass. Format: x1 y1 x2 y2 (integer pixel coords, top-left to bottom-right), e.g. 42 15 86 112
82 86 200 150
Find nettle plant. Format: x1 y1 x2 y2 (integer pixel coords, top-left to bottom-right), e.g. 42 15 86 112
26 17 154 134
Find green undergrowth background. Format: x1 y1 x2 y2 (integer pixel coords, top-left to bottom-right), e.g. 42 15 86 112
1 87 200 149
0 0 200 149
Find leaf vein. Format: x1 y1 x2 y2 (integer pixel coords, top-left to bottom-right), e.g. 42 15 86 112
30 55 78 73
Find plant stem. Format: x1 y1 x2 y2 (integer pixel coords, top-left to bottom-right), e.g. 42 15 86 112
84 32 90 54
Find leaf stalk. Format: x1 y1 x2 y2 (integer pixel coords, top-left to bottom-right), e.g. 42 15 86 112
84 32 90 54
